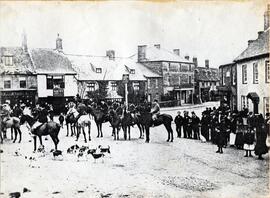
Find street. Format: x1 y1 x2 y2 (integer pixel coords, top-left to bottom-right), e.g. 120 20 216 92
0 102 269 198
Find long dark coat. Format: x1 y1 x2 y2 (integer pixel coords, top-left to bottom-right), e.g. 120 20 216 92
254 123 268 155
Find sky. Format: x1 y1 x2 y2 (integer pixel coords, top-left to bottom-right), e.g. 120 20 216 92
0 0 267 68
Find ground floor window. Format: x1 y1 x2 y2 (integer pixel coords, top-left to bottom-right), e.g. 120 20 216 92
241 95 249 110
264 97 269 115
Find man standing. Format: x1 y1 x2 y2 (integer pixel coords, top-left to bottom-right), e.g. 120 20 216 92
174 111 183 138
182 111 188 138
191 112 200 139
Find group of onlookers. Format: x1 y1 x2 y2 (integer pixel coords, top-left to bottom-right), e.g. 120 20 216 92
174 105 270 160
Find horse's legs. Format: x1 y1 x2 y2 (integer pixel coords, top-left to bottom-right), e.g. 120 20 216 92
76 126 80 141
137 124 142 138
96 122 99 138
145 126 150 143
39 136 43 146
11 127 14 140
123 126 127 140
13 128 18 143
17 127 22 143
66 123 69 136
165 123 174 142
113 128 116 140
33 136 37 151
88 123 91 141
100 123 103 138
50 134 59 150
117 128 119 140
81 125 87 143
128 126 131 140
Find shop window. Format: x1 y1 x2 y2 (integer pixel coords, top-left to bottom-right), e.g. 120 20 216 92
4 80 11 89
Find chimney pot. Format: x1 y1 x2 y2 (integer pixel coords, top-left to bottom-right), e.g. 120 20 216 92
56 33 63 52
138 45 147 62
184 55 190 61
106 50 115 60
154 44 160 49
205 59 209 68
258 31 264 38
173 49 180 56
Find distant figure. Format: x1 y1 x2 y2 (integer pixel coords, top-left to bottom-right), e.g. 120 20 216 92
174 111 183 138
59 113 65 128
254 114 268 160
243 127 255 157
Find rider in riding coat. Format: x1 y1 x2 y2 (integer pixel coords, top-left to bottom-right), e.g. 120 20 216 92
75 99 87 122
31 103 49 133
151 99 160 121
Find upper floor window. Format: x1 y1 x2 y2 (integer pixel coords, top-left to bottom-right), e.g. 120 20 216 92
19 77 26 88
130 69 135 74
155 79 158 88
266 60 270 83
47 75 64 90
4 80 11 89
5 56 13 66
253 62 258 84
111 82 117 91
242 65 247 84
133 82 140 91
188 76 192 84
87 83 95 92
241 95 249 110
96 68 102 73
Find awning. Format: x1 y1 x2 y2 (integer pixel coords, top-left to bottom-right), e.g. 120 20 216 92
247 92 259 103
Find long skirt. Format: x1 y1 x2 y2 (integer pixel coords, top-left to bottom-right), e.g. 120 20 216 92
235 132 244 148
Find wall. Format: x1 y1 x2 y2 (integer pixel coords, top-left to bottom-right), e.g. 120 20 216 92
0 74 37 90
146 77 163 101
237 56 270 114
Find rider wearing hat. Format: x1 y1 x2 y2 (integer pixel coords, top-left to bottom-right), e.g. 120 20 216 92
31 103 48 133
151 99 160 121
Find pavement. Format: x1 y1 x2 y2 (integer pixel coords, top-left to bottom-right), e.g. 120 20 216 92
0 103 269 198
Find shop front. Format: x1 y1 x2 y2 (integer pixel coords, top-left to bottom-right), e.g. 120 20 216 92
0 89 37 106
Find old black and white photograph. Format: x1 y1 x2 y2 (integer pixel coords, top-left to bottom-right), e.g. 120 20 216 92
0 1 269 197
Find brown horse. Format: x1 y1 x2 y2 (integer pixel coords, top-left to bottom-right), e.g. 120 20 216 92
136 105 174 143
20 115 61 151
108 109 122 140
0 116 22 143
65 113 77 137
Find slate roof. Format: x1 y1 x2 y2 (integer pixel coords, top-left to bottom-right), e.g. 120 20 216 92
234 29 269 62
130 46 193 63
30 49 76 74
0 47 35 75
66 54 161 81
195 67 219 81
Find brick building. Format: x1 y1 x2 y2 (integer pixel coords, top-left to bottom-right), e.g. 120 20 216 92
134 44 195 104
0 33 37 106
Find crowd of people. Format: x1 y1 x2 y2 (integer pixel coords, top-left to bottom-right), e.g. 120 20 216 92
174 105 270 160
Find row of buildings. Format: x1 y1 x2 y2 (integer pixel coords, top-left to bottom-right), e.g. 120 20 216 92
218 5 270 116
0 33 219 113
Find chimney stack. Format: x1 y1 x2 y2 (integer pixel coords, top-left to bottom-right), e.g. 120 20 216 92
264 5 270 30
106 50 115 60
258 31 264 39
173 49 180 56
56 33 63 52
138 45 147 62
154 44 160 49
193 57 198 67
184 55 190 61
248 40 255 46
22 30 28 53
205 59 209 68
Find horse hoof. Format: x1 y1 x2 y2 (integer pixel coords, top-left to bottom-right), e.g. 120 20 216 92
75 139 78 141
166 140 169 142
145 140 149 143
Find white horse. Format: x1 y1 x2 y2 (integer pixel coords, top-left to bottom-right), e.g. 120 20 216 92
76 114 92 143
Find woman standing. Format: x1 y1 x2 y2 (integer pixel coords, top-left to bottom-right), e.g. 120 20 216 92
254 114 268 160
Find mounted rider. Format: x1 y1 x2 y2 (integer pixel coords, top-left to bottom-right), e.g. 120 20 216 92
75 99 88 122
66 101 79 118
31 103 48 133
151 99 160 121
2 101 12 122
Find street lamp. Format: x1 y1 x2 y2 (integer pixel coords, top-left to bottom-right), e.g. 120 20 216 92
122 74 129 106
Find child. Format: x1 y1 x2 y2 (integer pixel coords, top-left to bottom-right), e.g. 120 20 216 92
243 127 255 157
59 112 65 128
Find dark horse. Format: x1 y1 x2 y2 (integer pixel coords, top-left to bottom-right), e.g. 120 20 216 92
108 109 122 140
65 113 77 137
136 105 174 143
0 115 22 143
20 115 61 151
88 105 109 138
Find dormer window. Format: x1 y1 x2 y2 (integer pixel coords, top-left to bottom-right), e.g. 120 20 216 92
130 69 135 74
96 68 102 73
5 56 13 66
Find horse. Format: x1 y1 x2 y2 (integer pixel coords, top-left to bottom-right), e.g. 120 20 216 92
20 115 61 151
0 116 22 143
65 113 77 137
87 105 109 138
136 104 174 143
108 109 122 140
76 114 91 143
